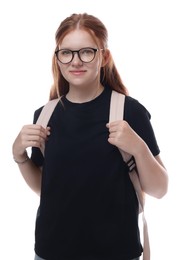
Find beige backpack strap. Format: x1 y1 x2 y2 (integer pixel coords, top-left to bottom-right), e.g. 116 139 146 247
109 90 150 260
36 98 61 128
109 90 125 122
36 97 61 155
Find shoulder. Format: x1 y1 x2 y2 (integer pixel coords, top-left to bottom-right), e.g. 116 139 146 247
33 98 62 124
33 106 44 124
124 95 151 122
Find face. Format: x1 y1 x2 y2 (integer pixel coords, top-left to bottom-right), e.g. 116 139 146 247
57 29 103 89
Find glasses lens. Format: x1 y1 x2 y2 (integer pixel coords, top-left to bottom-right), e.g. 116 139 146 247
57 50 73 64
79 48 96 62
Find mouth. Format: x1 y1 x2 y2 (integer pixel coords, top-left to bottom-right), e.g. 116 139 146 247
69 70 86 76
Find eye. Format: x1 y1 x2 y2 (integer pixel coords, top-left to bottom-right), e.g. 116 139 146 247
81 48 94 55
60 50 72 56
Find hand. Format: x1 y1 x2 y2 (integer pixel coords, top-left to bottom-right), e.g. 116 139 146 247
106 120 143 156
12 124 50 159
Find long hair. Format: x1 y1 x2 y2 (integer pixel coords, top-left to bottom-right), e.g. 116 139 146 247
50 13 128 100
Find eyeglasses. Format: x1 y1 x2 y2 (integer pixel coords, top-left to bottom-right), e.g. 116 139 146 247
55 47 100 64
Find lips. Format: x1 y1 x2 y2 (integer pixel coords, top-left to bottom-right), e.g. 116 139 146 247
69 70 86 75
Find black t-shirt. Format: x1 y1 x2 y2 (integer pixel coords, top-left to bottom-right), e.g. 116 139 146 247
31 87 159 260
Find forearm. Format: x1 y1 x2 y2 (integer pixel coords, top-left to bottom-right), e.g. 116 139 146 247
13 153 42 196
134 141 168 199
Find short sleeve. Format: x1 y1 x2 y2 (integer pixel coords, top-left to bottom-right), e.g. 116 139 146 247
124 96 160 156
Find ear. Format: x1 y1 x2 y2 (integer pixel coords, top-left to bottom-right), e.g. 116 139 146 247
101 49 110 67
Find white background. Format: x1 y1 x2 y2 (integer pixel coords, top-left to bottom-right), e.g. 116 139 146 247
0 0 177 259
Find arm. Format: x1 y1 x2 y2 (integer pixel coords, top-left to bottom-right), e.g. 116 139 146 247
13 155 42 196
132 137 168 198
12 124 50 196
106 120 168 199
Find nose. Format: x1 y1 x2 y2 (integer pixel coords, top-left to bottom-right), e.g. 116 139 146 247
71 52 82 65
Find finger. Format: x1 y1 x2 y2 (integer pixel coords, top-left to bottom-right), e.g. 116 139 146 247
108 126 120 134
26 139 44 149
27 133 47 142
46 127 51 136
25 127 47 139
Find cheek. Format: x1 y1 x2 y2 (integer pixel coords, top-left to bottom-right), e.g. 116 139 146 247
57 66 70 83
95 56 103 70
88 63 101 81
93 59 102 75
58 64 68 78
90 58 102 72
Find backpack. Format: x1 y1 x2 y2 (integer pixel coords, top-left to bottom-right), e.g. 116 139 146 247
36 90 150 260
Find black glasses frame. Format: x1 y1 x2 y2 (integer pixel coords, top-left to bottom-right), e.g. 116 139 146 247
55 47 99 64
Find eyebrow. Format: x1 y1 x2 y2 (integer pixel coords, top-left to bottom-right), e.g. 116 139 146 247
58 46 97 50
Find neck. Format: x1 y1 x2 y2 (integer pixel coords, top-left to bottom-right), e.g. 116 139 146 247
66 84 104 103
